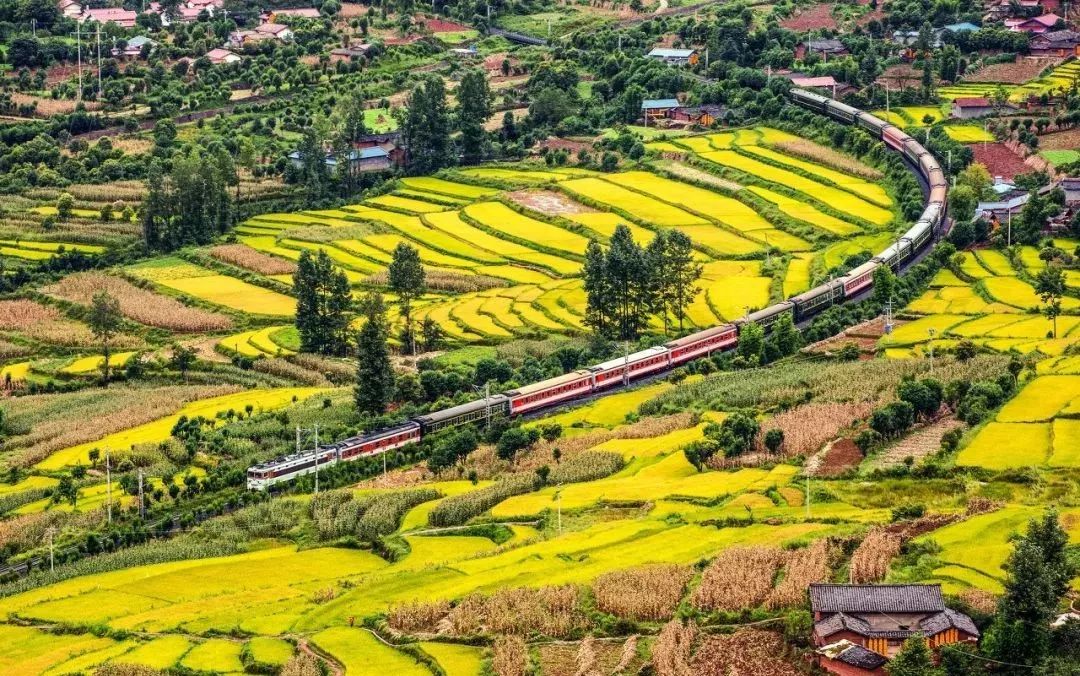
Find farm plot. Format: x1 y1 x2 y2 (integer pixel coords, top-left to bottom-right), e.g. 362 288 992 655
983 277 1080 311
996 376 1080 423
747 186 861 236
399 176 498 199
567 211 656 245
127 260 296 316
365 194 449 213
36 387 325 470
560 177 710 227
942 125 995 143
955 422 1051 469
697 150 894 225
218 326 295 357
425 211 577 276
740 145 892 207
463 202 591 256
60 352 138 375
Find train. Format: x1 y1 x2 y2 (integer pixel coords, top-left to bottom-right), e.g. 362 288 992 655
246 88 949 490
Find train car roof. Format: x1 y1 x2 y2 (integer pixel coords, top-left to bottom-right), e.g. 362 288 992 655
590 346 669 372
843 259 880 279
416 394 509 424
504 369 593 396
739 301 794 325
665 324 737 348
790 280 842 304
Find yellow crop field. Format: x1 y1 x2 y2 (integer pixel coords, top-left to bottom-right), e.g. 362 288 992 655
907 286 1012 315
947 314 1026 337
943 125 994 142
478 264 552 284
998 376 1080 423
419 642 485 676
987 315 1080 338
703 275 772 320
400 176 498 198
567 211 655 245
218 329 266 357
984 277 1080 311
1049 419 1080 467
0 361 30 382
426 211 579 275
247 637 294 667
465 202 591 255
956 252 993 279
930 269 967 287
542 381 674 429
366 194 449 213
313 628 431 676
561 177 709 227
456 167 566 183
179 639 244 673
479 294 524 330
37 388 326 470
604 171 772 231
535 285 586 330
974 249 1016 276
375 214 503 263
879 314 970 347
820 232 893 272
419 302 474 342
61 352 137 375
783 253 813 297
753 227 812 252
396 188 469 205
956 422 1051 469
364 233 482 269
0 625 116 676
699 151 894 225
40 641 138 675
450 296 513 337
0 246 52 260
328 238 394 265
741 145 892 207
157 274 296 316
116 635 193 669
675 136 720 153
747 186 861 236
671 224 762 256
0 475 57 496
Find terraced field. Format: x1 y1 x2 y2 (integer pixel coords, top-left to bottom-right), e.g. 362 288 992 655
227 131 901 344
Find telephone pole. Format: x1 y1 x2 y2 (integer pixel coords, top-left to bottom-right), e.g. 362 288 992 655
95 25 103 102
137 470 145 519
105 449 112 524
312 423 320 494
45 527 56 572
74 24 83 101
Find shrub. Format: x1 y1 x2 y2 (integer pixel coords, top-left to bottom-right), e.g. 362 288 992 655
428 473 539 527
891 503 926 522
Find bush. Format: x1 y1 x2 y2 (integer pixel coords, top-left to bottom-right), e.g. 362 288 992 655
428 473 540 527
891 503 926 522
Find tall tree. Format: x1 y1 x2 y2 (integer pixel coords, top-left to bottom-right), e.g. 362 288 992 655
142 148 233 251
663 230 701 332
387 242 426 354
606 224 651 341
984 510 1076 668
1035 265 1066 338
354 292 394 415
582 239 611 337
456 68 492 164
88 291 122 384
294 250 352 355
872 265 898 310
403 75 451 174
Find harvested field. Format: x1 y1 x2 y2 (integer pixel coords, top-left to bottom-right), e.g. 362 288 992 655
779 2 836 29
810 438 864 477
692 629 803 675
505 189 594 215
970 143 1030 180
209 244 297 275
692 547 785 611
593 565 693 620
42 272 232 332
757 401 877 458
866 417 964 469
0 299 141 348
771 138 883 180
965 57 1061 84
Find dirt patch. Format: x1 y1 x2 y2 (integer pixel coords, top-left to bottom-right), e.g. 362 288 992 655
11 92 100 117
811 438 864 477
507 189 595 214
877 64 923 89
971 143 1030 179
780 3 837 30
965 57 1061 85
1038 127 1080 151
484 107 527 132
414 15 471 32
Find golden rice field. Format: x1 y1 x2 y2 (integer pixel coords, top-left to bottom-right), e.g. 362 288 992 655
36 387 326 470
127 259 296 317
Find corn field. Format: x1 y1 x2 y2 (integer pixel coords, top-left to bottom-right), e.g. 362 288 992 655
492 635 528 676
387 599 451 633
773 139 884 180
427 473 538 527
690 630 802 676
849 529 902 584
651 619 697 676
755 401 877 458
593 565 693 620
692 547 786 612
43 272 232 332
366 269 507 293
767 539 832 608
209 244 297 275
446 585 584 638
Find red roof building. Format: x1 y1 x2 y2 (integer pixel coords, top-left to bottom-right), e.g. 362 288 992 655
1005 13 1064 33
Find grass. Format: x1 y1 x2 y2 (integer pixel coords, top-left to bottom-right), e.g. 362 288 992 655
955 422 1051 469
1041 149 1080 166
36 387 326 470
363 108 397 133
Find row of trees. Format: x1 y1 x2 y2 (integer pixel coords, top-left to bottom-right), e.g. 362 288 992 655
141 149 235 251
583 225 702 341
401 69 492 174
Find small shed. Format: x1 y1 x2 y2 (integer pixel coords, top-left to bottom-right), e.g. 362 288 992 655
951 97 997 119
641 98 680 122
646 47 699 66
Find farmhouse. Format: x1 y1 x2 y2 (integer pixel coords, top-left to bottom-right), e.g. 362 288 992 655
795 39 848 60
1029 30 1080 56
60 0 82 18
79 7 138 27
811 584 979 674
1005 13 1064 33
789 75 857 98
669 104 726 125
206 48 241 65
288 147 393 174
268 7 321 21
951 97 997 118
330 44 372 62
942 21 980 33
120 36 156 58
646 47 699 66
641 98 680 122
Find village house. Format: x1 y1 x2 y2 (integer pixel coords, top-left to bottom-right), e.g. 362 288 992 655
789 75 858 98
641 98 680 123
795 38 848 60
206 48 241 65
483 54 522 77
1029 29 1080 56
329 44 372 63
288 146 394 174
60 0 82 19
951 96 999 118
811 584 979 675
79 7 138 28
1005 13 1065 33
669 104 726 126
268 7 321 21
119 36 156 58
646 47 699 66
942 21 980 34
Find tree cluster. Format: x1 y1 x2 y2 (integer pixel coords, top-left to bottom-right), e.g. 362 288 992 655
141 149 234 251
294 249 352 356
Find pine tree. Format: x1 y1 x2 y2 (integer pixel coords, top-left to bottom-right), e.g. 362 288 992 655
872 265 898 310
294 250 352 355
88 291 122 384
388 242 425 354
888 636 942 676
296 128 329 204
456 68 492 164
354 292 394 415
665 230 701 332
582 239 611 337
403 75 451 174
606 224 650 340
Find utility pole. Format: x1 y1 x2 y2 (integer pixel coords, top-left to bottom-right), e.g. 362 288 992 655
622 341 630 387
928 328 937 375
556 485 562 534
805 475 810 519
45 527 56 573
313 423 320 494
105 449 112 525
96 25 102 102
74 24 83 102
137 470 145 520
1007 209 1012 247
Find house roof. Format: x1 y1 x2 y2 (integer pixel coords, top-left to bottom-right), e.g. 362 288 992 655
803 38 846 51
1033 13 1064 25
81 8 137 22
920 609 981 637
810 584 946 614
206 48 239 61
954 97 992 107
817 640 888 669
1034 29 1080 44
256 22 290 35
648 47 696 58
790 75 837 88
273 7 320 16
642 98 680 109
127 36 155 48
815 612 873 638
944 21 980 31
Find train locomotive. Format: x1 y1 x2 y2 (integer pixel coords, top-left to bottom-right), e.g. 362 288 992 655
247 89 948 490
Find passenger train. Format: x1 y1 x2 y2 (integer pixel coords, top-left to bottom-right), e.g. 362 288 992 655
247 88 949 490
